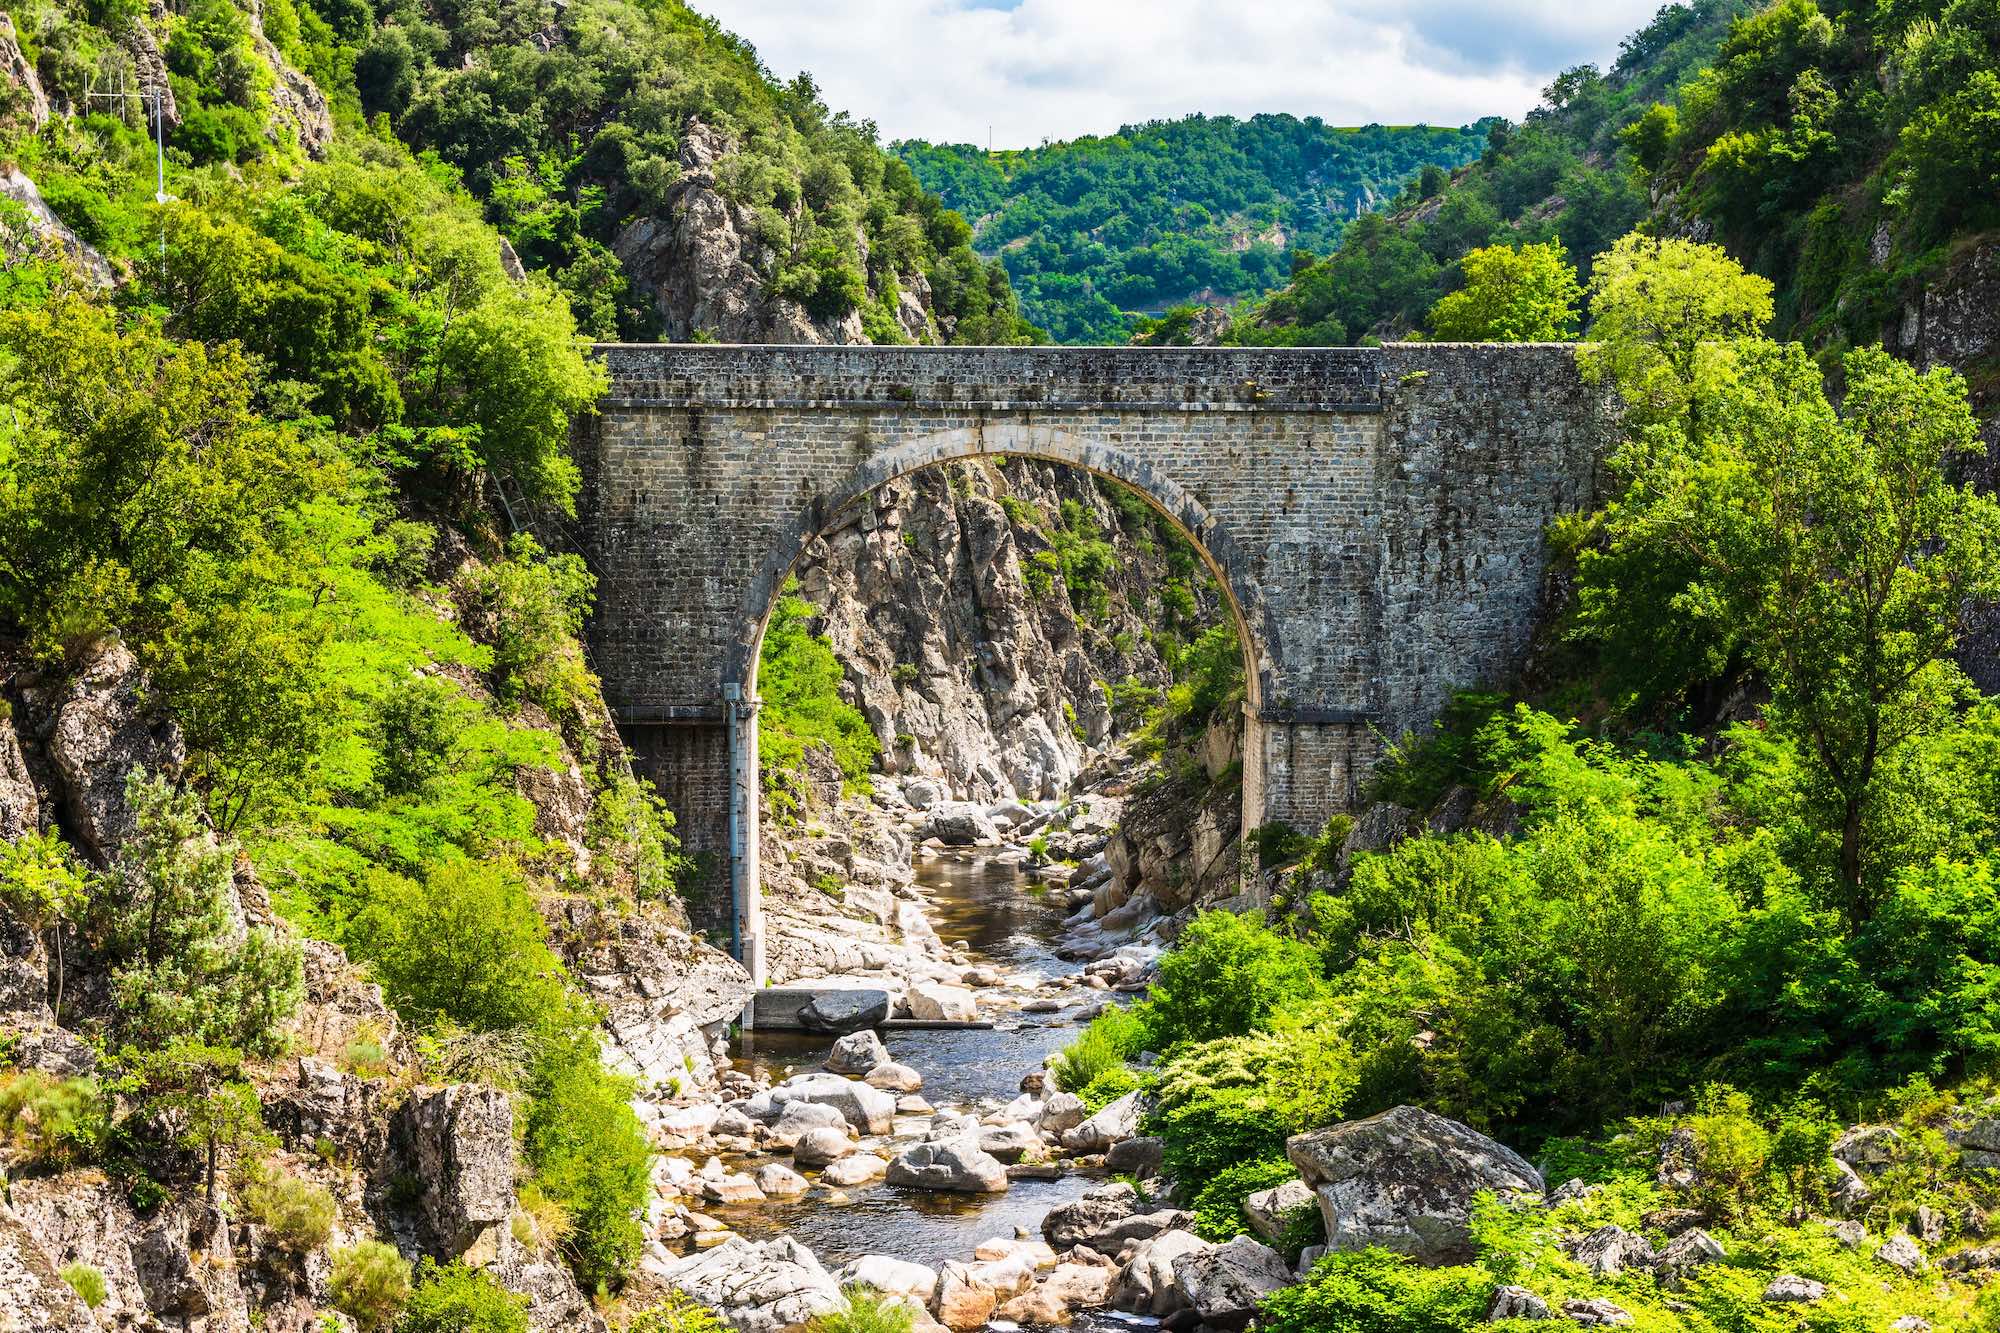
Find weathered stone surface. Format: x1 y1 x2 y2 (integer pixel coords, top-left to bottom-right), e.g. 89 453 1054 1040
827 1028 889 1074
1112 1229 1212 1316
47 639 184 860
1763 1274 1827 1303
865 1060 922 1092
1104 1134 1165 1177
793 1126 854 1168
0 709 37 842
565 906 750 1095
839 1254 938 1305
924 802 1002 846
646 1235 844 1333
799 989 893 1034
768 1073 896 1135
1654 1227 1726 1283
1570 1223 1656 1277
1170 1234 1294 1329
978 1121 1042 1163
754 1164 810 1197
1564 1296 1635 1325
906 982 978 1022
1061 1090 1142 1153
820 1154 888 1186
1037 1092 1087 1134
1489 1285 1552 1319
1876 1233 1926 1275
1244 1178 1316 1243
0 1205 92 1330
397 1084 515 1257
1044 1182 1142 1250
1286 1104 1543 1265
886 1138 1009 1193
933 1263 998 1330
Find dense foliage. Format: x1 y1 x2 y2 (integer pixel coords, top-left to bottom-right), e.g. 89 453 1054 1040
897 115 1488 342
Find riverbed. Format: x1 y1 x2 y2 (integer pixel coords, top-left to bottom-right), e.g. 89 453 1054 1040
719 854 1104 1267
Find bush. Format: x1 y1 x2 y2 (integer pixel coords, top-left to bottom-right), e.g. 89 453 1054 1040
396 1260 528 1333
523 1038 652 1293
331 1240 413 1332
1188 1157 1301 1241
1077 1066 1143 1113
1149 1027 1357 1182
628 1290 727 1333
466 534 596 720
758 586 880 819
1143 910 1324 1051
58 1262 107 1309
0 1071 107 1166
1051 1005 1148 1094
239 1161 337 1253
1259 1250 1494 1333
807 1286 915 1333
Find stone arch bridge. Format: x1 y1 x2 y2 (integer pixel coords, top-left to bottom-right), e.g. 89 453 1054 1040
575 343 1608 983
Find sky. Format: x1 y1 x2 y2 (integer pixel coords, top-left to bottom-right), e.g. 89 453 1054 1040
689 0 1669 148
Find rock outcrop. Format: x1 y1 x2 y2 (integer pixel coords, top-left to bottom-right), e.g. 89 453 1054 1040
1286 1104 1544 1265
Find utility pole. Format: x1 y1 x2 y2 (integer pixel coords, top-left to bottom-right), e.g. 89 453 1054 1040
84 71 172 256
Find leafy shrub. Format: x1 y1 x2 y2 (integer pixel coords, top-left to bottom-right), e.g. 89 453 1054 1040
1188 1157 1301 1241
523 1038 652 1294
466 534 596 722
58 1262 107 1309
0 1071 107 1166
395 1260 528 1333
1077 1066 1143 1113
1051 1005 1148 1093
758 586 879 819
331 1240 412 1332
807 1286 915 1333
1143 910 1323 1051
1259 1250 1494 1333
628 1290 727 1333
239 1161 337 1253
1149 1026 1357 1182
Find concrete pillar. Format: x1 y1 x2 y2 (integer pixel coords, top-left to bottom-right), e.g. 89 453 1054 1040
724 686 766 1009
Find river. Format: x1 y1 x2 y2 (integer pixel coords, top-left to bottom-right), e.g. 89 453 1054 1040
719 854 1105 1267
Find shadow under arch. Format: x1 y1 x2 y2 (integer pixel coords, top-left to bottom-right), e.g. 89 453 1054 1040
726 421 1277 714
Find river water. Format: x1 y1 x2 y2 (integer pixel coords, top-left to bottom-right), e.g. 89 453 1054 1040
720 855 1104 1267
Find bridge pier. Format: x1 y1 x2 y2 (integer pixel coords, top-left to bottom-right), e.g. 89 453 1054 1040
724 685 767 1000
1247 711 1384 832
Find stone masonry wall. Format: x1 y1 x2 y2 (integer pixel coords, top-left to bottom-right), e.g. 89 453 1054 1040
579 343 1610 860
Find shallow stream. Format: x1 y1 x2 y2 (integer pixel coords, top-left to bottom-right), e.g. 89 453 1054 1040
719 856 1103 1267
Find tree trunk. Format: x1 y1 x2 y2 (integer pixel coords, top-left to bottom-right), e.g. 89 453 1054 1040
1841 794 1866 922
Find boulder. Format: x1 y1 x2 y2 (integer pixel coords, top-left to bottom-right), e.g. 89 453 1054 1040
838 1254 938 1303
925 802 1002 845
793 1126 854 1168
886 1139 1009 1193
754 1164 810 1198
866 1061 923 1093
1060 1090 1142 1153
770 1073 897 1135
1040 1261 1113 1309
1244 1178 1316 1243
1489 1285 1552 1319
820 1154 888 1187
1654 1227 1725 1283
1833 1124 1902 1172
1876 1233 1926 1275
1044 1181 1140 1249
1285 1104 1542 1265
800 989 893 1034
1762 1274 1827 1303
907 983 978 1022
1037 1092 1087 1134
974 1237 1058 1268
827 1029 889 1075
1112 1229 1211 1316
398 1083 514 1257
933 1264 998 1330
1564 1297 1635 1326
1570 1224 1655 1277
1171 1234 1294 1329
645 1235 843 1333
1104 1135 1164 1177
979 1121 1043 1163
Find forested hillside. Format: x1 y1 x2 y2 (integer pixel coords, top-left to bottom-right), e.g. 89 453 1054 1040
896 116 1488 342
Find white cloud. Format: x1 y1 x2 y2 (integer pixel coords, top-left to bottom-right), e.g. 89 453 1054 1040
688 0 1665 147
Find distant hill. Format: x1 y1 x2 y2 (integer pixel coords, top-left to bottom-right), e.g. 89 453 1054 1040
895 115 1491 342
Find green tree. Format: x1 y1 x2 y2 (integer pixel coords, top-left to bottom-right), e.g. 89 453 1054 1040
1597 342 2000 917
127 1039 266 1208
0 829 93 1021
1579 233 1774 429
396 1260 529 1333
1427 241 1582 341
99 772 304 1057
